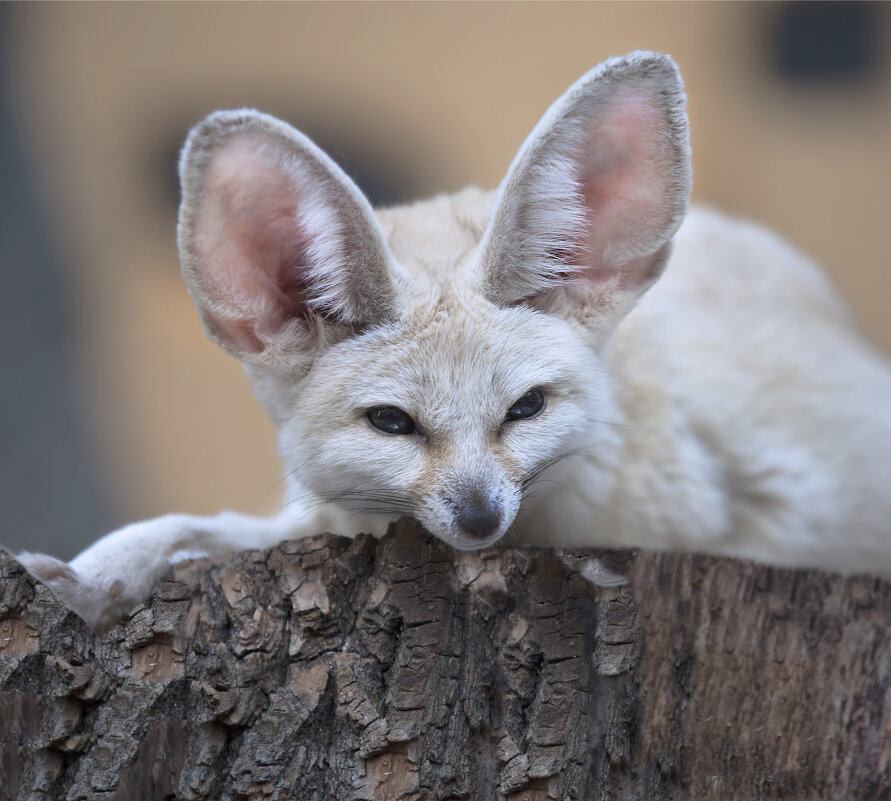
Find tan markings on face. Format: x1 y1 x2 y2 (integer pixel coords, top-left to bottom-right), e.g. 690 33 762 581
409 434 526 503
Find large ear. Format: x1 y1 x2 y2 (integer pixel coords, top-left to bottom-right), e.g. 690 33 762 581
178 110 398 372
478 52 691 336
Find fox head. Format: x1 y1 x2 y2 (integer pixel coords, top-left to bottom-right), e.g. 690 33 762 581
177 52 691 551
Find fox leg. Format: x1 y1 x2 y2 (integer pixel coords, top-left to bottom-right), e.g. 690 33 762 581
17 506 324 633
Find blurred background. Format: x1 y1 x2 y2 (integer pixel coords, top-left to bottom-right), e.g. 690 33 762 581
1 2 889 557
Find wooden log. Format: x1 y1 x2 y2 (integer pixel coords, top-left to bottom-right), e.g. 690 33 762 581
1 519 889 800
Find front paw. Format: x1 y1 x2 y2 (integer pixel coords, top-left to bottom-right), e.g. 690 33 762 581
16 552 135 634
557 550 631 587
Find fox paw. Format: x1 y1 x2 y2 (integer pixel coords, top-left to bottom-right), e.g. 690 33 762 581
16 552 133 634
557 550 630 588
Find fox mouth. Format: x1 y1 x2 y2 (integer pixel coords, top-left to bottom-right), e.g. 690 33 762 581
391 507 510 553
443 530 507 552
309 453 577 551
393 514 509 552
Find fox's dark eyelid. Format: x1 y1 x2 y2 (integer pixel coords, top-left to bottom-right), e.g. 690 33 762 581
504 387 546 423
366 406 417 435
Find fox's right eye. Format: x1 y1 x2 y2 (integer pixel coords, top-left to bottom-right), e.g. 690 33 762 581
366 406 417 435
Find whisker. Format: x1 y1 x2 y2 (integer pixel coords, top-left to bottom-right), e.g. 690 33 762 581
521 453 574 491
591 417 652 432
350 508 415 518
520 445 599 495
275 454 319 488
275 486 421 530
520 478 572 505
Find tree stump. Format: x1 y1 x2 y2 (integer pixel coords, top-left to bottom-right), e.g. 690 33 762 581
1 519 889 800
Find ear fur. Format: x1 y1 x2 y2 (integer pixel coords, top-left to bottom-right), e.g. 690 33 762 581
178 110 397 372
479 52 691 335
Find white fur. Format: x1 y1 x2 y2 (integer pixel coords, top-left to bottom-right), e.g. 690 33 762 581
18 52 891 631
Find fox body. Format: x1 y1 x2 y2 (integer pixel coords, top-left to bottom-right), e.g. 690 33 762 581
19 52 891 631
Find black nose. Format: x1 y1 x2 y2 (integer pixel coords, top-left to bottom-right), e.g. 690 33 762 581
456 493 502 540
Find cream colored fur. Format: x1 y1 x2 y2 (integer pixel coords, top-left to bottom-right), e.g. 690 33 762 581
18 52 891 631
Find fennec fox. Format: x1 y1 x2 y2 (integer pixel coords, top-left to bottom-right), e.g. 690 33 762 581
19 52 891 631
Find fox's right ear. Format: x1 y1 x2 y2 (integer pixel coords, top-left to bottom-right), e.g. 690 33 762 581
178 110 398 372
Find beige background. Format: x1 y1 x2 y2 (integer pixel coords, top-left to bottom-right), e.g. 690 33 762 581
5 3 891 548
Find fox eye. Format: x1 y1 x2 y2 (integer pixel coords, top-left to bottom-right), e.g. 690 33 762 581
366 406 417 435
504 387 546 422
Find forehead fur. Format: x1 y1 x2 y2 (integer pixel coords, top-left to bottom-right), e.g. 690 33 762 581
297 188 596 431
306 288 591 440
375 186 495 285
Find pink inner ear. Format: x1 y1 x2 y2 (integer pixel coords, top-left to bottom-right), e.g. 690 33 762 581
191 135 317 352
574 90 673 288
209 314 265 354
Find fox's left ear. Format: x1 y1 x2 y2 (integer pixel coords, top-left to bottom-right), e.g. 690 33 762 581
479 52 691 337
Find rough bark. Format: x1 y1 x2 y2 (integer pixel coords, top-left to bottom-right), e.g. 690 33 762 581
1 519 889 801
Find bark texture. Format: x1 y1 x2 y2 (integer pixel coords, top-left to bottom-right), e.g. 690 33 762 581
1 520 890 801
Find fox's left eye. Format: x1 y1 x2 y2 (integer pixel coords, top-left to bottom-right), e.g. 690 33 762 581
504 387 546 422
